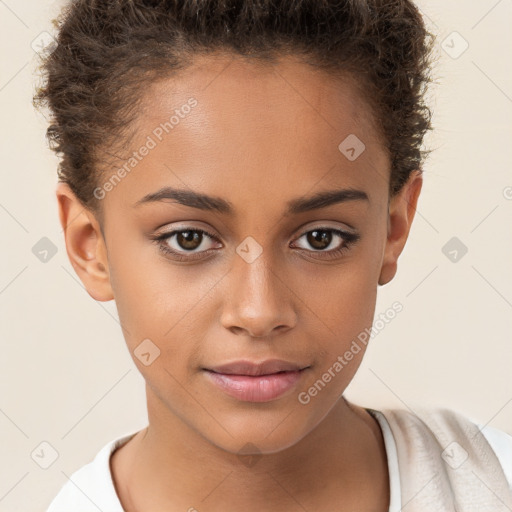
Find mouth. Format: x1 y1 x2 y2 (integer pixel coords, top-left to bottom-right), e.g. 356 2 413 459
204 359 310 377
203 364 310 403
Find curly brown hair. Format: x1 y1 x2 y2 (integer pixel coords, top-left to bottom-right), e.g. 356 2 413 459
33 0 436 217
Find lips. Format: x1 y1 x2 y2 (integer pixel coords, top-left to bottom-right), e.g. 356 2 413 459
205 359 309 376
203 359 311 402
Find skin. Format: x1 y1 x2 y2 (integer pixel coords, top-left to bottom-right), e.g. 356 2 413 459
56 53 422 511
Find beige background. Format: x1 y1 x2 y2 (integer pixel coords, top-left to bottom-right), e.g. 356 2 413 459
1 1 511 510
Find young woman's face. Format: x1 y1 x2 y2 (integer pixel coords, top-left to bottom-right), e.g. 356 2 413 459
61 53 420 454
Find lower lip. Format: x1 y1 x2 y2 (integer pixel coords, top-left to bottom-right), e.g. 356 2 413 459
204 369 307 402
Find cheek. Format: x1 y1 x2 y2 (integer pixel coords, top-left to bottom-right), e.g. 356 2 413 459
107 227 222 363
293 254 379 381
295 278 377 407
295 253 378 333
106 225 173 346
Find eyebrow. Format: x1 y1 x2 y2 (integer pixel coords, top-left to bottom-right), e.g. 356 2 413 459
134 186 369 215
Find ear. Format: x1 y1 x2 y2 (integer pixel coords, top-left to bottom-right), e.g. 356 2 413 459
56 182 114 301
378 170 423 286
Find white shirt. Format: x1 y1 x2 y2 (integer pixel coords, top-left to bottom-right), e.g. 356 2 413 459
46 410 512 512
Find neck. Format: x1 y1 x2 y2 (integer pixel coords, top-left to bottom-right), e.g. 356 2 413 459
111 392 389 512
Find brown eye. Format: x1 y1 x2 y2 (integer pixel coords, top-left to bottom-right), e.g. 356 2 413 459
176 230 203 251
152 227 222 261
306 230 333 250
291 227 360 259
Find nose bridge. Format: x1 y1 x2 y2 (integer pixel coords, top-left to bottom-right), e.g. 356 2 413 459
220 243 296 337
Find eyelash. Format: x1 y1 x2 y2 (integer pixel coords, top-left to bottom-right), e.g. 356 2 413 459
153 227 360 261
152 226 360 262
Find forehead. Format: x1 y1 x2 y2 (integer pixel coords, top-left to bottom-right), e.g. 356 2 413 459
138 52 381 146
102 53 390 216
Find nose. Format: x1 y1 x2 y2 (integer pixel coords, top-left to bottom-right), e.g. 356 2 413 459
220 250 297 338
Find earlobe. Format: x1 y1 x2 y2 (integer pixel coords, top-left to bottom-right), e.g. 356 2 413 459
56 182 114 301
378 170 423 286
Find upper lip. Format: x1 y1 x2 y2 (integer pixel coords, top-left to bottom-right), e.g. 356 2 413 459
205 359 309 376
